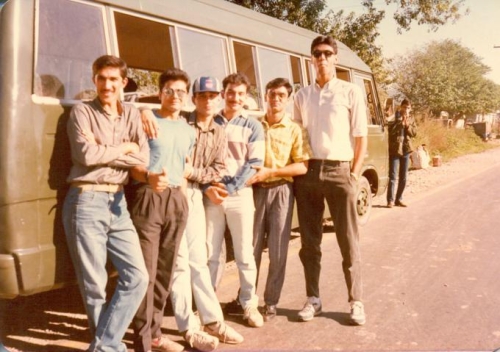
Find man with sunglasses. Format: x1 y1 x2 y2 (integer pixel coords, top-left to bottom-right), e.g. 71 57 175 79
293 35 368 325
128 68 196 352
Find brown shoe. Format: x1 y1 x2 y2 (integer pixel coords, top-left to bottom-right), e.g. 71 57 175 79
263 305 277 321
387 202 394 208
395 201 407 207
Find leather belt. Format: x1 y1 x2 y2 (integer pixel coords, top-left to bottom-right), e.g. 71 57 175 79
255 179 290 188
71 182 123 193
309 159 350 167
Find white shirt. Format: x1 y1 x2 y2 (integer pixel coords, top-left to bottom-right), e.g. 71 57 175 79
293 77 368 161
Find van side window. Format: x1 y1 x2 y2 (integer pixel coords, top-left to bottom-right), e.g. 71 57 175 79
290 56 303 93
233 42 260 110
35 0 106 100
177 28 228 83
354 76 380 126
114 12 175 103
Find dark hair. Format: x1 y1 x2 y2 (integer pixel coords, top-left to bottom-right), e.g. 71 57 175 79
158 68 191 92
310 35 338 55
92 55 128 79
222 72 251 91
265 77 293 97
401 98 411 107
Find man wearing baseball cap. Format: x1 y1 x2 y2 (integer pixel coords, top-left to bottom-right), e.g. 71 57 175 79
169 76 244 350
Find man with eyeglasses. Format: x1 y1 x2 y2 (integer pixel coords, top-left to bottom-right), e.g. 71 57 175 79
293 35 368 325
245 77 312 321
128 68 196 352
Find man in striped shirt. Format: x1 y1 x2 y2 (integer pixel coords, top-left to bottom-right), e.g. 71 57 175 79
204 73 266 328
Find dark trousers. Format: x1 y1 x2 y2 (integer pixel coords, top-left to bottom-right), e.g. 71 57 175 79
252 182 294 306
294 160 362 302
387 153 410 203
130 185 188 352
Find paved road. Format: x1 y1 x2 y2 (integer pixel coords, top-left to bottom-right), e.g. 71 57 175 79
2 163 500 351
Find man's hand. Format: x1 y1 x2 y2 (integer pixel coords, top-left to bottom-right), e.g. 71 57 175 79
148 167 169 193
184 156 193 178
120 142 140 155
246 165 273 186
205 182 228 205
141 109 159 139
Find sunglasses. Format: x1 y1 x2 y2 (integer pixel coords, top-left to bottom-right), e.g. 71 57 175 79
162 88 187 98
312 50 335 59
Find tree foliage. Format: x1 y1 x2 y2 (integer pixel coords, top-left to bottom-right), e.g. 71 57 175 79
389 40 500 116
385 0 469 33
224 0 470 87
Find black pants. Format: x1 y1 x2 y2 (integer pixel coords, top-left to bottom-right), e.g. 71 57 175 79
129 184 188 352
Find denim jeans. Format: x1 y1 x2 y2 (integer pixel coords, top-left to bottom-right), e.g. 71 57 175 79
63 187 148 352
204 186 259 309
294 160 362 302
387 153 410 204
170 184 224 332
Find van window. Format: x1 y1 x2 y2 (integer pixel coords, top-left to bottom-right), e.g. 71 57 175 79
177 28 228 83
233 42 260 110
114 12 175 102
35 0 106 100
354 75 379 125
257 47 289 92
290 56 302 92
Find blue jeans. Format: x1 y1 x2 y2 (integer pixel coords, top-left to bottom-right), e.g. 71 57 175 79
63 188 148 352
387 153 410 204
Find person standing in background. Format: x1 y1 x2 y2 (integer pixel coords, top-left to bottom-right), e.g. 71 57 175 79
386 98 417 208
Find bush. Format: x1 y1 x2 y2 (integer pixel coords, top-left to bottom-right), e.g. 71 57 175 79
412 118 496 162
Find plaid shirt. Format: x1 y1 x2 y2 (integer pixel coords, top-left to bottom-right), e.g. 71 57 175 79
260 115 312 183
185 111 228 185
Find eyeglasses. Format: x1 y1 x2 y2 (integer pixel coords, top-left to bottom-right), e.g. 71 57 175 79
312 50 335 59
268 92 288 100
162 88 187 98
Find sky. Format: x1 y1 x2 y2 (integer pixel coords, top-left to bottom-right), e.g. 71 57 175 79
325 0 500 84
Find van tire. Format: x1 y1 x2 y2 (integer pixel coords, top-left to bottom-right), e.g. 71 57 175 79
356 176 372 227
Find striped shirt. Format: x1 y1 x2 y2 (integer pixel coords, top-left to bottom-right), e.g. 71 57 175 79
214 113 265 194
185 111 228 185
260 115 312 183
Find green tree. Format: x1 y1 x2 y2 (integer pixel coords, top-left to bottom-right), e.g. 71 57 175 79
224 1 469 87
385 0 469 33
390 39 500 117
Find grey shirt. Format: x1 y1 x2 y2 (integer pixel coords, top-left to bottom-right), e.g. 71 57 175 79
66 98 149 185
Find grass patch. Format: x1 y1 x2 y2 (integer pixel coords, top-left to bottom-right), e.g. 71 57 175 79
412 119 497 162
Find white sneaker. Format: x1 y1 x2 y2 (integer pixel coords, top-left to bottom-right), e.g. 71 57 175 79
184 330 219 352
243 306 264 328
350 301 366 325
297 297 322 322
204 321 244 344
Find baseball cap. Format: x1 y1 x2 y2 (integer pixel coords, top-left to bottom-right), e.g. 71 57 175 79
192 76 221 94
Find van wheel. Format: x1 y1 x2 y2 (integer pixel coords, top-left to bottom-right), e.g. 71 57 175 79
356 176 372 227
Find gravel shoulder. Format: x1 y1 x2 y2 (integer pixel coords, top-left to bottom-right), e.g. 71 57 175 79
372 142 500 208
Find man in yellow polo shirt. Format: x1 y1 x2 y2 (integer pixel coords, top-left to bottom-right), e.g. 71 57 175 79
246 77 312 321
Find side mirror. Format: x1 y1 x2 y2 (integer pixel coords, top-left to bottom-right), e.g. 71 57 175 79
383 98 395 125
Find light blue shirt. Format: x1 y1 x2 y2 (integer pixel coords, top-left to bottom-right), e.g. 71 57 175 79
148 111 195 187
